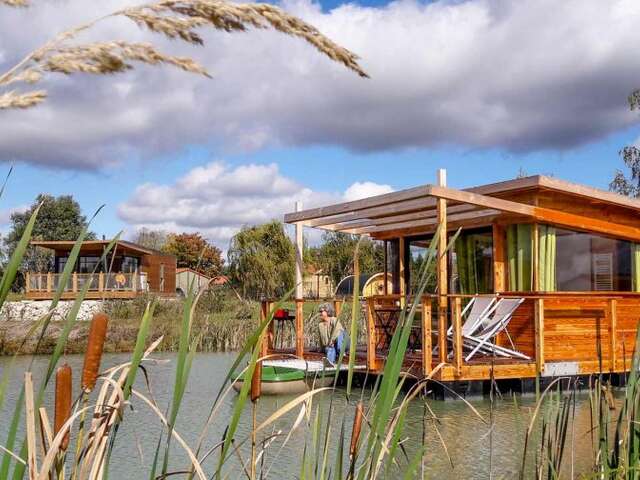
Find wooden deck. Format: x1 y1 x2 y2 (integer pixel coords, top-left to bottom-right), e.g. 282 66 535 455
265 292 640 385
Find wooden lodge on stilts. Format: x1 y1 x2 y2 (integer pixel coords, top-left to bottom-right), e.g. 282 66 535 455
263 170 640 388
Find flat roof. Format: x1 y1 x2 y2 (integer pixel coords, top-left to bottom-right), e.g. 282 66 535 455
30 240 158 256
284 175 640 241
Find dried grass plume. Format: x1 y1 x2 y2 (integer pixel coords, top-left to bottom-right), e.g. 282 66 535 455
0 0 368 110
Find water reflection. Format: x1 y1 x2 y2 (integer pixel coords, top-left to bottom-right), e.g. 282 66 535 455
0 353 603 478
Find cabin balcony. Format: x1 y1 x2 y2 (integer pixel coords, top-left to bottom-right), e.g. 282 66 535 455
24 272 148 300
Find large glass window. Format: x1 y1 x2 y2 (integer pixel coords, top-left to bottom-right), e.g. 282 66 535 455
404 236 437 295
121 256 140 273
56 256 68 274
78 256 100 273
555 228 632 291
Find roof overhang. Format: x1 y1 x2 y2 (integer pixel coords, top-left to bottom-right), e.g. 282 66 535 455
284 175 640 242
30 240 155 256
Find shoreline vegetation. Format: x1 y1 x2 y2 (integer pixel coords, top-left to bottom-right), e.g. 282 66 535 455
0 291 360 355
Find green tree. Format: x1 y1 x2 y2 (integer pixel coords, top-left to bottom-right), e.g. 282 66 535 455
5 193 95 274
162 232 223 277
227 221 295 299
610 91 640 197
310 232 385 287
610 147 640 197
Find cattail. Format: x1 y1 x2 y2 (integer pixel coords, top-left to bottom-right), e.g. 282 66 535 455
349 402 364 458
54 363 72 451
250 361 262 403
81 313 109 392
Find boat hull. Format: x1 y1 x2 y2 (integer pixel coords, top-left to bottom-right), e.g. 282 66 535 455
232 364 333 395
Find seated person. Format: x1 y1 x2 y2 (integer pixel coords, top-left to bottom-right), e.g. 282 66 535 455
317 303 349 364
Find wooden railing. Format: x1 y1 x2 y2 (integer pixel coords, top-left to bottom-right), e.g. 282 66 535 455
263 292 640 380
25 272 146 294
366 292 640 378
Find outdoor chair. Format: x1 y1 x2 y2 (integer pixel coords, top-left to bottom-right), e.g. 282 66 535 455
447 296 497 337
462 298 529 361
434 296 497 355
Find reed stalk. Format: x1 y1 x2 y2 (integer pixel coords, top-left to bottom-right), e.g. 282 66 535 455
54 364 72 452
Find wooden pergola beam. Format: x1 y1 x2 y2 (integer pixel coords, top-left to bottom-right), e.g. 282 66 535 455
327 204 482 233
427 185 640 242
351 209 501 235
285 175 542 225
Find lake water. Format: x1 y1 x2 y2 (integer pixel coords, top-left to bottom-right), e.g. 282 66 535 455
0 352 606 478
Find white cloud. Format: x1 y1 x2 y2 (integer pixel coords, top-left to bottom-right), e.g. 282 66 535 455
1 0 639 169
118 161 392 249
343 181 393 201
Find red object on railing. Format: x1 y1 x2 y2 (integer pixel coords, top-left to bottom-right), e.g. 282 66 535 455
273 308 289 319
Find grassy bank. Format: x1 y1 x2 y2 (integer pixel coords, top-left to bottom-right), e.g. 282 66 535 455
0 290 363 355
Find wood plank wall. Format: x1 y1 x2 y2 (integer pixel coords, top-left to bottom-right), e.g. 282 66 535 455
503 294 640 373
142 253 177 296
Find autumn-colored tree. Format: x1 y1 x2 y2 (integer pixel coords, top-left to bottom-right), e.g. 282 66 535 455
162 232 223 277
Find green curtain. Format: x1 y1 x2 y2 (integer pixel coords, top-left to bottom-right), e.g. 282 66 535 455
455 233 488 294
538 225 557 291
507 224 532 291
632 243 640 292
456 235 475 294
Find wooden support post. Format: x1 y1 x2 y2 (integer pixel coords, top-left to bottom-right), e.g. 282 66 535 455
294 201 305 359
398 237 406 305
383 240 388 295
98 272 104 292
421 296 432 377
72 273 77 293
46 272 52 293
609 298 617 372
366 298 377 371
534 298 545 374
260 300 270 357
295 299 304 358
333 299 342 318
132 273 137 292
436 169 448 364
452 297 462 376
492 223 506 293
532 223 539 291
25 272 31 293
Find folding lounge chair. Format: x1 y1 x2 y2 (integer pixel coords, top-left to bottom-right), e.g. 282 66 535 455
435 296 496 356
447 296 497 338
462 298 529 361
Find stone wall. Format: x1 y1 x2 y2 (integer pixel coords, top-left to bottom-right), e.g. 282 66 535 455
0 300 103 323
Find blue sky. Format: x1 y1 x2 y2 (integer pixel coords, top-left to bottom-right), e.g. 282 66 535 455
1 0 639 249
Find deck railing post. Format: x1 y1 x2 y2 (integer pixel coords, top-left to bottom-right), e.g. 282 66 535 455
295 299 304 358
98 272 104 292
260 300 269 357
452 297 462 376
609 298 617 372
46 272 52 293
366 298 377 371
534 298 545 375
25 272 31 293
132 273 137 293
333 299 342 318
72 273 77 293
421 296 432 377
